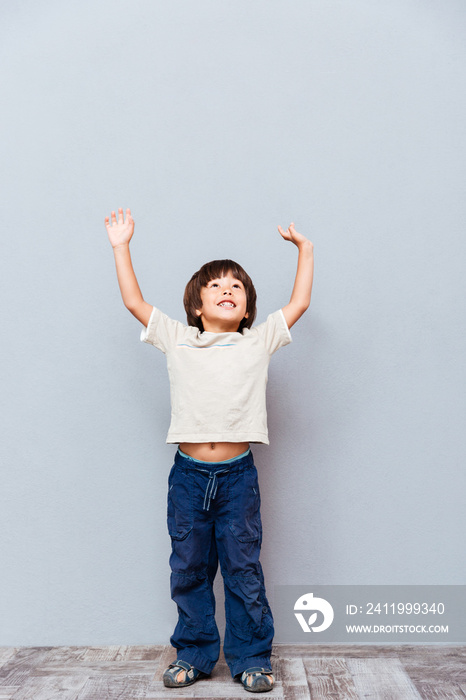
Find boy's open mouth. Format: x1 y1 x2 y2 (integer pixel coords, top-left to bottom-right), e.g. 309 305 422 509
218 301 236 307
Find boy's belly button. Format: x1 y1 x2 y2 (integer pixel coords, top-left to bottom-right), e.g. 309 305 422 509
180 441 249 462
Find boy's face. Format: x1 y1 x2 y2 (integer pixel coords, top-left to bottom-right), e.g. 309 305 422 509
196 272 249 333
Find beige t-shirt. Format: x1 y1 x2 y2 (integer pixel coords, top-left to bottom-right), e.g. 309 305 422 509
140 306 292 444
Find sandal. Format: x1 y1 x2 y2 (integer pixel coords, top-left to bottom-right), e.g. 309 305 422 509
163 659 207 687
241 666 275 693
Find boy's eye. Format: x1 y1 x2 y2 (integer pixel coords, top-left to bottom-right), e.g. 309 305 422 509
207 281 242 289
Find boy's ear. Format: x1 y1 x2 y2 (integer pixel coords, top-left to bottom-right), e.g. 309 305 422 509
195 309 202 317
244 311 249 318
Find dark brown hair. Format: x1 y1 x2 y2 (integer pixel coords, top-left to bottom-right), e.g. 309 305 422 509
184 259 257 332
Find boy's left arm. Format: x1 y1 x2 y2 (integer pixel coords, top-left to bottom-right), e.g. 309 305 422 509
278 222 314 329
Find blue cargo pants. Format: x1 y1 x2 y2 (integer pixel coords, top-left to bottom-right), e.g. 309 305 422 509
167 447 274 678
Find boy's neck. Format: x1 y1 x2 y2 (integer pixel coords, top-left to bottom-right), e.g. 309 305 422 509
201 320 241 333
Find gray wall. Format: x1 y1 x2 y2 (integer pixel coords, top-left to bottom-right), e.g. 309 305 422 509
1 0 465 645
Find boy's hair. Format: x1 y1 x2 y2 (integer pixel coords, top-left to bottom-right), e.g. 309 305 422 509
184 259 257 332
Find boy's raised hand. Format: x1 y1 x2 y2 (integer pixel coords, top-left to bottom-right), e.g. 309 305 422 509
278 222 312 248
105 207 135 248
278 221 314 329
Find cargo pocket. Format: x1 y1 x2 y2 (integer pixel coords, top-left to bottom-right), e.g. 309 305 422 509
229 466 262 543
258 602 274 638
167 467 193 541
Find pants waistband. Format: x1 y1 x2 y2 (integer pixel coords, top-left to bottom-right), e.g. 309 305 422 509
176 446 251 466
175 447 253 470
174 447 255 511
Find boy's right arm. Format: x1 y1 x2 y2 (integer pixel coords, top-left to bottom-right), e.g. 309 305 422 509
105 207 153 328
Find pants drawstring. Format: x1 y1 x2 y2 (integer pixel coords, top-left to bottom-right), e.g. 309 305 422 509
193 467 230 511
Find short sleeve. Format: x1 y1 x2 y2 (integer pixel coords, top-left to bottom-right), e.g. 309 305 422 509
139 306 187 354
254 308 292 355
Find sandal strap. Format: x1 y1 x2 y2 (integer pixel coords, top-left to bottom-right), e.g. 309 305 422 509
241 666 274 681
242 666 272 675
166 659 200 683
168 659 192 673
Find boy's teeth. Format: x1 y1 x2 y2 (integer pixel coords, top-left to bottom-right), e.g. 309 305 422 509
219 302 234 307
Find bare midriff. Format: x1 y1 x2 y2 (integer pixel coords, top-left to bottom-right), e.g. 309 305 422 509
179 442 250 462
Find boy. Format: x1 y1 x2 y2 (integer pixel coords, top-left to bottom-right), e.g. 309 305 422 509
105 208 314 692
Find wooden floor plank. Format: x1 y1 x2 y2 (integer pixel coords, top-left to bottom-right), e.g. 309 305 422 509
346 657 423 699
148 645 174 683
41 648 90 664
273 644 466 660
0 689 20 700
0 648 53 690
276 657 310 699
35 660 158 677
302 656 360 700
9 674 88 700
402 649 466 684
414 683 466 699
0 650 17 669
75 673 153 700
116 646 164 661
81 646 124 662
145 679 284 698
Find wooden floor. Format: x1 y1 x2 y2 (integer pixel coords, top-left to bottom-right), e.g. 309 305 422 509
0 644 465 699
